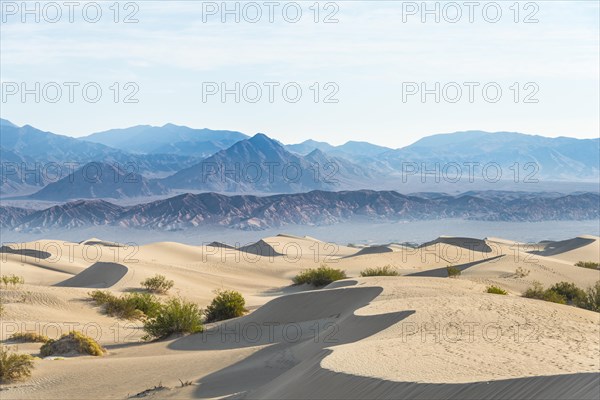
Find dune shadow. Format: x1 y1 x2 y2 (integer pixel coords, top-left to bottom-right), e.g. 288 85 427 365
0 245 52 260
406 255 504 278
528 237 596 257
343 246 394 258
240 357 600 400
166 286 413 398
54 262 128 288
238 240 283 257
419 237 494 253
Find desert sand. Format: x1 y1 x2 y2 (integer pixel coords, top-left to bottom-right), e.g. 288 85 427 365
1 234 599 399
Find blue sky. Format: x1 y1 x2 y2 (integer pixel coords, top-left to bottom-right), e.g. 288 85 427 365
1 0 598 148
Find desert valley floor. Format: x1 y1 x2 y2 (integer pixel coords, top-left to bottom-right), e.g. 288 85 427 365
1 234 599 399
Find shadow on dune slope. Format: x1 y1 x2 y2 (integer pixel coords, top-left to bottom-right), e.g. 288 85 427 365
0 245 53 259
406 255 504 278
54 262 128 288
167 286 413 398
528 236 597 257
242 353 600 400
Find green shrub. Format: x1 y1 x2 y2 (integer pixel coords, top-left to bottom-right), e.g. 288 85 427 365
143 298 204 340
123 293 162 318
548 282 586 305
574 261 600 270
88 290 114 305
88 290 161 320
141 275 174 294
446 266 461 278
360 265 399 277
578 281 600 312
0 347 35 382
514 267 530 278
40 331 105 357
1 275 24 288
486 285 508 295
9 332 49 343
542 290 567 304
204 290 247 323
523 281 546 300
293 265 347 287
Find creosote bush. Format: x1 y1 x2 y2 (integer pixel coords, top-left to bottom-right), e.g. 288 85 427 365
204 290 247 323
9 332 50 343
141 274 174 294
514 267 530 278
446 266 461 278
88 290 161 320
1 275 24 288
486 286 508 295
40 331 106 357
360 265 399 277
524 280 600 312
143 298 204 340
293 265 347 287
0 346 35 383
575 261 600 270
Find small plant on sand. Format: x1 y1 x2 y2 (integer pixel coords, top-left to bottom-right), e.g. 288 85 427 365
360 265 399 277
574 261 600 270
204 290 247 323
0 346 35 383
578 281 600 312
143 298 204 340
293 265 347 287
88 290 115 305
1 275 24 288
88 290 162 320
9 332 49 343
524 280 598 309
548 282 587 305
486 285 508 295
514 267 530 278
40 331 106 357
446 266 461 278
141 274 174 294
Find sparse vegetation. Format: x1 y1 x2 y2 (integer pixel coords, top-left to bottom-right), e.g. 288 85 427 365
204 290 247 323
575 261 600 270
446 266 461 278
141 274 174 294
143 298 204 340
40 331 106 357
9 332 50 343
88 290 162 320
360 265 399 277
523 280 600 312
0 346 35 382
1 275 24 288
486 285 508 295
548 282 586 305
514 267 530 278
579 281 600 312
293 265 347 287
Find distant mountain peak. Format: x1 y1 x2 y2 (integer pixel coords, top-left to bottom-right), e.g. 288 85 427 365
0 118 18 128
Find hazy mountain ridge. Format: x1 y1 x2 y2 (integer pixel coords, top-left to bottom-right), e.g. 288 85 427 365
0 121 201 195
83 123 249 156
4 190 598 232
2 120 598 199
29 162 170 201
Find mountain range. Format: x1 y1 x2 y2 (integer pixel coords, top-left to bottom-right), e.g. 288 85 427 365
2 190 598 232
1 118 598 200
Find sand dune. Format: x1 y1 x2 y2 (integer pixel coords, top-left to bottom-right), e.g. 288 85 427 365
55 262 129 288
1 234 599 399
